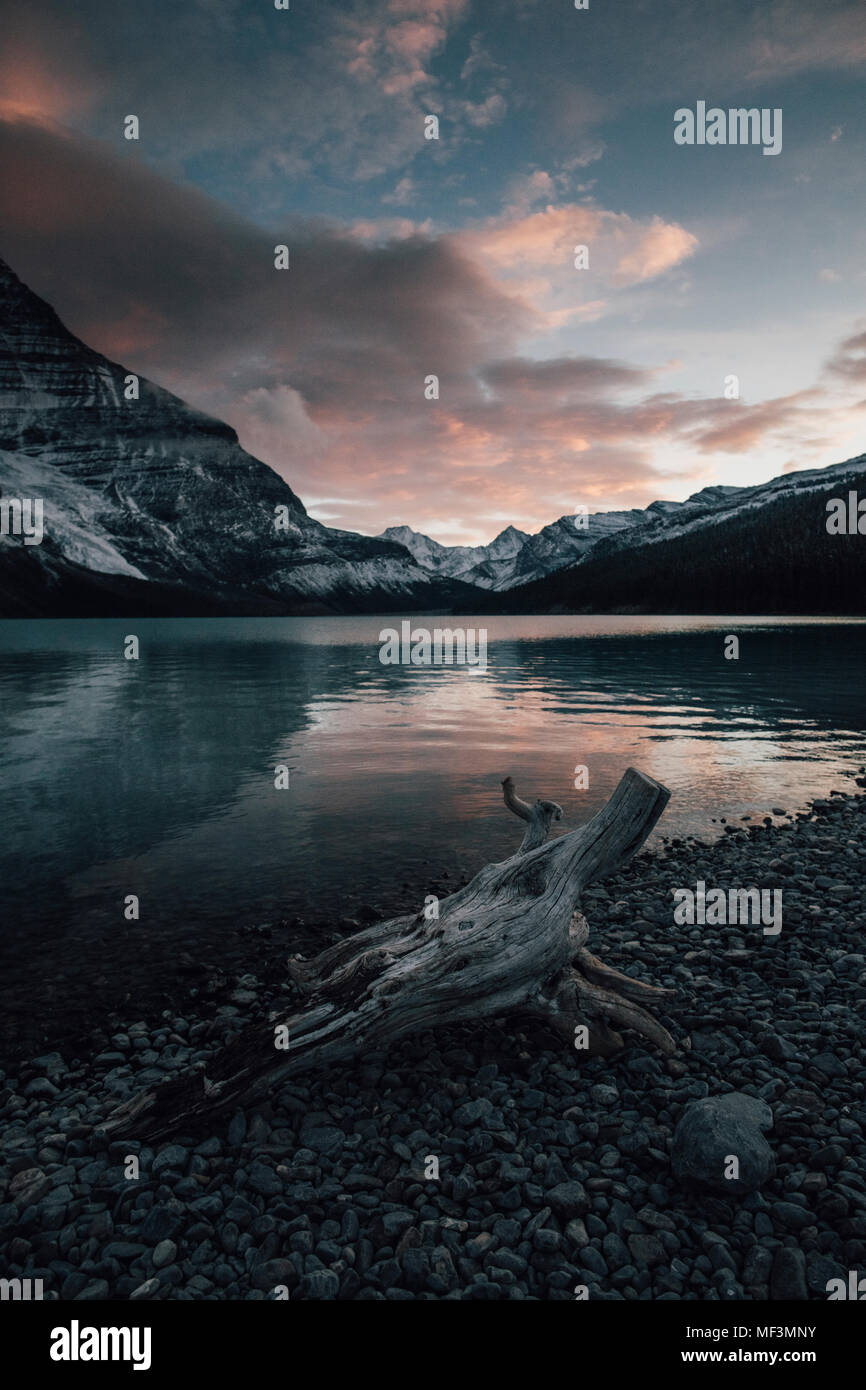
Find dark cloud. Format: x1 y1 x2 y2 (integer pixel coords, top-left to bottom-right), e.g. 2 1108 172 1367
0 115 530 402
0 110 851 542
828 330 866 383
0 0 485 190
480 356 653 397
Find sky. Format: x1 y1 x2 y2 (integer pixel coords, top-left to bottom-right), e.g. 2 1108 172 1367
1 0 865 545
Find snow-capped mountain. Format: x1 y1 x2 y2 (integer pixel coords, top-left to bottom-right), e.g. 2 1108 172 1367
379 522 532 589
0 257 477 617
378 525 494 582
496 510 644 588
379 497 717 590
380 464 866 605
473 454 866 615
1 252 862 618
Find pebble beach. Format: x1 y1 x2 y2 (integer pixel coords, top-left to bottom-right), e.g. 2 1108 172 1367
2 777 864 1301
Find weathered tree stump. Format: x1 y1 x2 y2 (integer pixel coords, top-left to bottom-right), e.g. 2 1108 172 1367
99 767 676 1141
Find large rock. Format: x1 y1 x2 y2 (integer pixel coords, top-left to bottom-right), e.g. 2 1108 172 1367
672 1092 774 1193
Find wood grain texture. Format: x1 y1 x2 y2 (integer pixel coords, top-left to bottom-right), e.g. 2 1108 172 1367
99 767 676 1142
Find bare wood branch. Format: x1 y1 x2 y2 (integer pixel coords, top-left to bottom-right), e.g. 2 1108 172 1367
502 776 563 852
99 767 676 1143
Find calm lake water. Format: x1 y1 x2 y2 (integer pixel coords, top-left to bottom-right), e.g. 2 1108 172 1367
1 616 865 963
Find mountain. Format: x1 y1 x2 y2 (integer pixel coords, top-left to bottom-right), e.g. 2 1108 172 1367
379 515 646 589
378 525 493 583
0 257 478 617
379 522 531 589
379 489 789 593
380 468 866 614
2 253 863 619
490 510 645 588
469 456 866 614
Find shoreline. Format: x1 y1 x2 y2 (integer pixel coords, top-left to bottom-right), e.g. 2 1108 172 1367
1 776 864 1300
1 770 860 1068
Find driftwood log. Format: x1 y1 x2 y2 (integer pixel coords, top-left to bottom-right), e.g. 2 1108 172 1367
100 767 676 1142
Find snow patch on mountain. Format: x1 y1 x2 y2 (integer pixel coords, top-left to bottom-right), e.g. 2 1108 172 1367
377 461 866 593
0 448 146 578
0 255 465 611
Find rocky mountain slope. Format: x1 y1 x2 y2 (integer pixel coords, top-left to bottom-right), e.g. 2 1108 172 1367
380 516 643 591
471 456 866 615
0 257 477 617
379 523 531 589
378 472 857 597
2 253 863 617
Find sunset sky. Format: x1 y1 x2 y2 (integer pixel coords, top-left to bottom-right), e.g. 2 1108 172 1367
1 0 865 544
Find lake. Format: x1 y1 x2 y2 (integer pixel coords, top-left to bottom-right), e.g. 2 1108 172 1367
1 615 864 1031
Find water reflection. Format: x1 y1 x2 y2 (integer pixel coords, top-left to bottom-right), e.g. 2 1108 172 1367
0 616 864 954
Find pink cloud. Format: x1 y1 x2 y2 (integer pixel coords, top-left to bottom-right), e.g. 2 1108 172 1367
613 218 701 285
386 20 448 64
828 330 866 382
0 113 846 545
460 204 698 298
0 4 102 124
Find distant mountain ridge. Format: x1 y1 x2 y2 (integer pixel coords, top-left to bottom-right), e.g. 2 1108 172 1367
1 252 863 617
379 522 531 589
378 474 857 595
473 455 866 615
381 508 651 590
